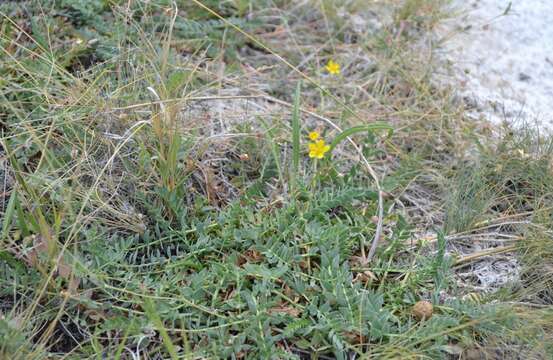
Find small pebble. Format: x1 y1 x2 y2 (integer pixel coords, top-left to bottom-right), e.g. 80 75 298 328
412 300 433 321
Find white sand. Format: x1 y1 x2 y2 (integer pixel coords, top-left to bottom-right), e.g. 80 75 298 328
438 0 553 129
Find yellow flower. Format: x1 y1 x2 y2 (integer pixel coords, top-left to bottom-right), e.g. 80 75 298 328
308 131 320 141
308 139 331 159
325 59 341 75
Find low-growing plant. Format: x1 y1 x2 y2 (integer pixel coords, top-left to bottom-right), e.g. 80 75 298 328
1 0 552 359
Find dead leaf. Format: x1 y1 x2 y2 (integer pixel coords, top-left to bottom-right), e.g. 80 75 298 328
343 331 364 345
350 256 369 267
25 235 48 268
21 234 80 293
283 284 298 301
85 309 108 322
442 344 463 355
268 303 300 317
243 249 263 263
353 270 377 285
57 260 80 293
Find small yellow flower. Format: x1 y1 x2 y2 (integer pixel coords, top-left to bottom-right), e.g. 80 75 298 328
308 131 320 141
325 59 341 75
308 139 331 159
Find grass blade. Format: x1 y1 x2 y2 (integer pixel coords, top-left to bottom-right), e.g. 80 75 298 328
328 123 393 153
2 190 16 239
142 297 179 360
291 81 301 190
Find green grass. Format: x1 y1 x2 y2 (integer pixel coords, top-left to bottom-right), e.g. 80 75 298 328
1 0 552 358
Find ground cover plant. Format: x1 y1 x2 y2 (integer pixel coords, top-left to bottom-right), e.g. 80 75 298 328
1 0 552 358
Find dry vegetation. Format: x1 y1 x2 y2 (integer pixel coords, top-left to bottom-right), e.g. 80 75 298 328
1 0 552 359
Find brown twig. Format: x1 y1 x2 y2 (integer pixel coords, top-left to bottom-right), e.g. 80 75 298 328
454 245 517 266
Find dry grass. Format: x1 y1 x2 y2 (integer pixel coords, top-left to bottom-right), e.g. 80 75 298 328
1 0 552 358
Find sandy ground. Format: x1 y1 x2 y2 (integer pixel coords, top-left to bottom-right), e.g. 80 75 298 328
434 0 553 291
438 0 553 129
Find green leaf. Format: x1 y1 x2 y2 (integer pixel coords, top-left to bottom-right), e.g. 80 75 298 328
305 188 378 220
2 190 16 239
0 251 26 273
291 81 301 189
243 263 289 280
166 71 188 96
328 123 393 153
